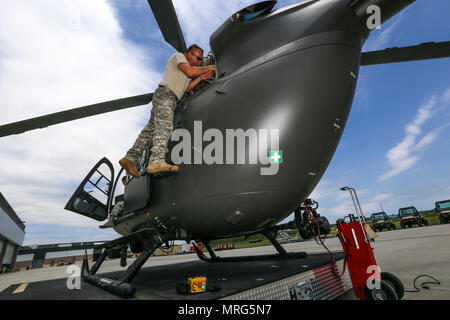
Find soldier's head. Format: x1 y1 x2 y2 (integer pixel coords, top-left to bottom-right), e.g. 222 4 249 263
185 44 204 67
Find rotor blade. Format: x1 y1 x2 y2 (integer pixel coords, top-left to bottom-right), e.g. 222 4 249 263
361 41 450 66
147 0 187 53
0 93 153 138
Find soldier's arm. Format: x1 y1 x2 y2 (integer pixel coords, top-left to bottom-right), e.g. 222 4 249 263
178 63 216 78
185 72 214 92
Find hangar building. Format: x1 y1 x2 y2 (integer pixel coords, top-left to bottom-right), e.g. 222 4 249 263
0 192 25 272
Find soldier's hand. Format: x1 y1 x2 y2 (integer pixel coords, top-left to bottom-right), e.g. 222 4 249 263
200 71 214 80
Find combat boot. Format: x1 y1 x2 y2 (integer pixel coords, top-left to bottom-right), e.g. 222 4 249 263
99 216 114 229
119 157 140 178
147 161 179 174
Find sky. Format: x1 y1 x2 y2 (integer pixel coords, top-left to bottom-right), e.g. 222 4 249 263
0 0 449 245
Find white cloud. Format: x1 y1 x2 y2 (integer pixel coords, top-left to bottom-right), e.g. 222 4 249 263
309 180 338 201
379 89 450 181
443 87 450 103
324 200 355 216
363 13 404 52
413 131 438 151
0 1 160 241
172 0 301 52
372 193 393 202
324 192 395 218
172 0 260 51
413 95 436 126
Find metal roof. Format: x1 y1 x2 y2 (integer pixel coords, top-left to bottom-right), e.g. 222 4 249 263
0 192 25 231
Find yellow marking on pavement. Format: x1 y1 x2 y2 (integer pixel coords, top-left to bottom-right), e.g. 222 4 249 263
13 283 29 294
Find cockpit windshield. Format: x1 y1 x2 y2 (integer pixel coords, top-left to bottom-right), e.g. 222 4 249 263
372 213 385 221
437 201 450 210
399 208 417 217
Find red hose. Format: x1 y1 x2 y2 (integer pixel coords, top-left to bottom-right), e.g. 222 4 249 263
304 201 347 278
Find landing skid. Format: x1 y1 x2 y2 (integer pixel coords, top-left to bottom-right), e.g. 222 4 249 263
193 230 307 263
80 228 306 298
80 228 187 298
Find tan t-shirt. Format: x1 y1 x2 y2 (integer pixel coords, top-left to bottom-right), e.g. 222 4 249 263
159 53 190 100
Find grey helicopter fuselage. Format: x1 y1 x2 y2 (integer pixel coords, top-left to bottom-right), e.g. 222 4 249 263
114 0 368 239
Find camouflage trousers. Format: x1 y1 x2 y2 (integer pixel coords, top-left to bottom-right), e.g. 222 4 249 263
126 86 178 164
110 201 124 218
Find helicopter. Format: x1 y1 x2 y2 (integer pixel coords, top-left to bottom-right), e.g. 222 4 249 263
1 0 449 298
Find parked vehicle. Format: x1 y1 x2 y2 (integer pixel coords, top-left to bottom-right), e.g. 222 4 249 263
370 212 396 232
398 207 428 228
435 199 450 224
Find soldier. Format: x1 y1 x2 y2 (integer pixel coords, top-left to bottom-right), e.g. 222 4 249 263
119 44 216 177
99 176 127 229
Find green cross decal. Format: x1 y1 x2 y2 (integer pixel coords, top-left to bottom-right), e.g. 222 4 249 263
270 151 282 164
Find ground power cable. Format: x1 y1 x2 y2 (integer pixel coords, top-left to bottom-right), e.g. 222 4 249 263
404 275 449 293
304 201 348 278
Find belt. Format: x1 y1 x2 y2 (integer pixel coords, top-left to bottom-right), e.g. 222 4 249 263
158 85 177 99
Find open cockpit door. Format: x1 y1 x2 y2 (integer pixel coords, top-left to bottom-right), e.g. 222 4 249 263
65 157 114 221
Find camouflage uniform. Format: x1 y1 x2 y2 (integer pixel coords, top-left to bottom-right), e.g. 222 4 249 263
110 201 124 218
126 85 178 164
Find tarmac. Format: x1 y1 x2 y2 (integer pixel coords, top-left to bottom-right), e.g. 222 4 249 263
0 223 449 300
